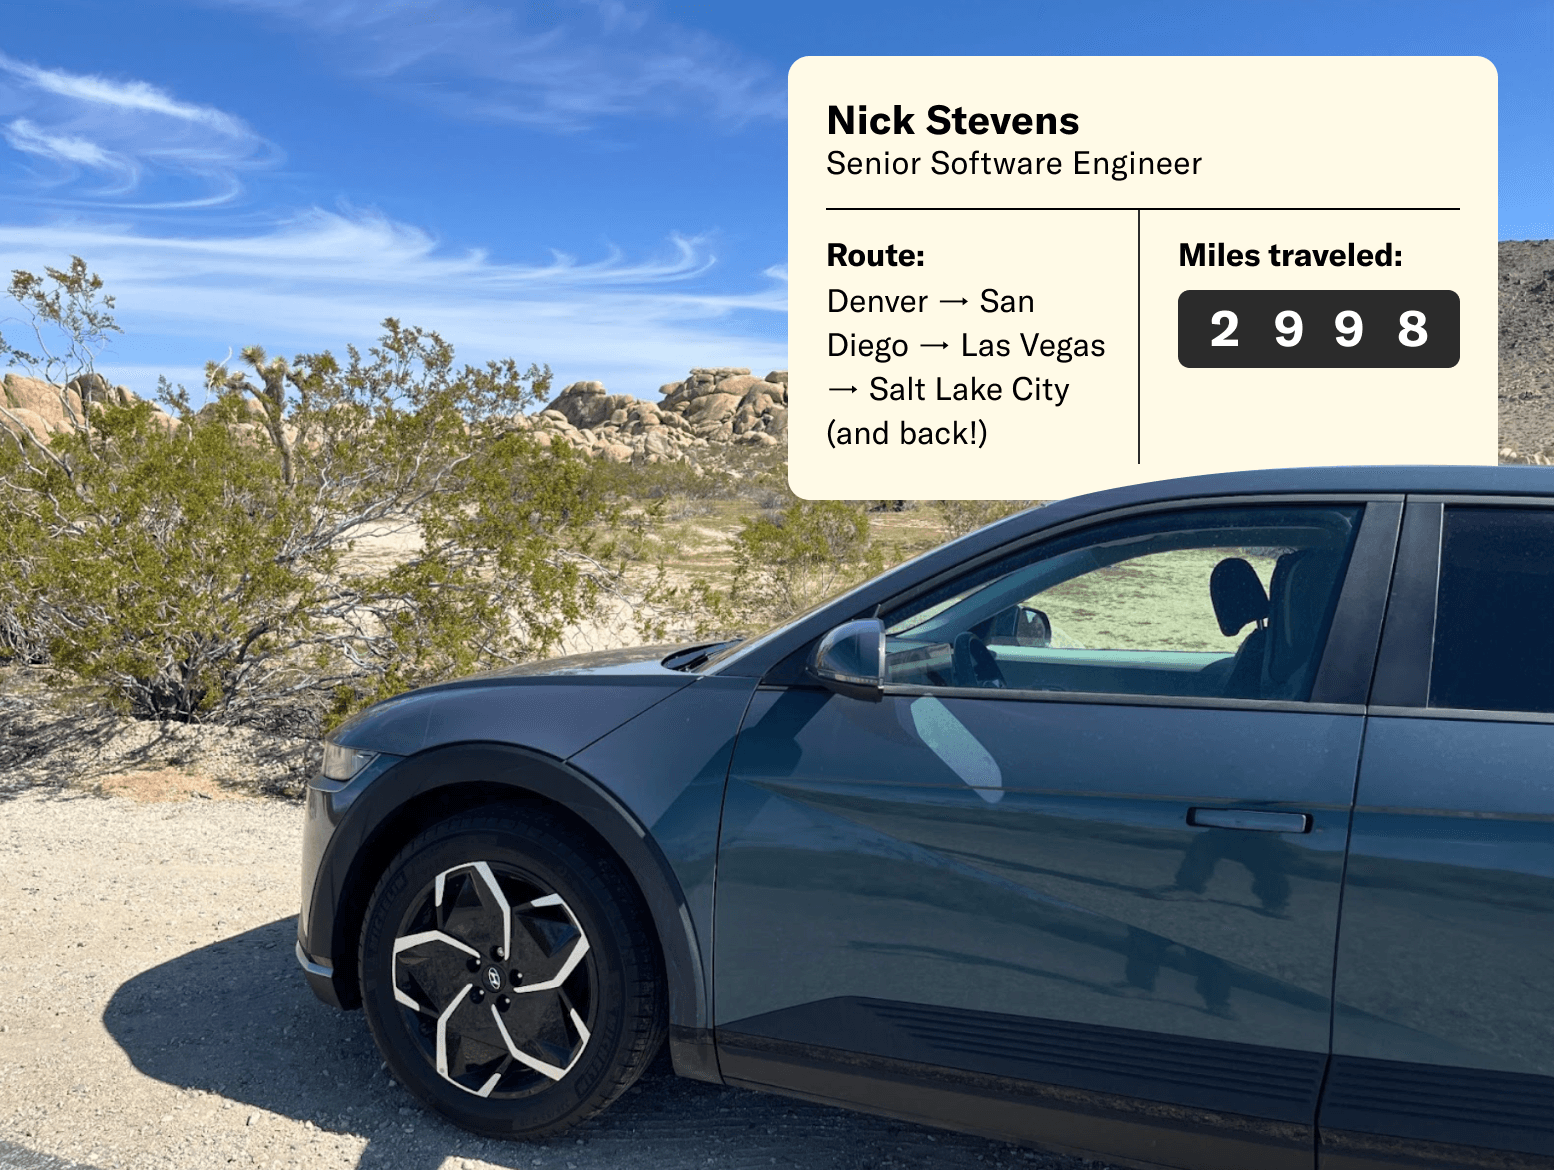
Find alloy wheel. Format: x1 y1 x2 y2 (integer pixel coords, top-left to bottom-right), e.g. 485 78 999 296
390 860 594 1098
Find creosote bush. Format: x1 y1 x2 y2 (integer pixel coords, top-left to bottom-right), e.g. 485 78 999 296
677 496 886 640
934 498 1038 539
0 260 668 728
0 259 1041 735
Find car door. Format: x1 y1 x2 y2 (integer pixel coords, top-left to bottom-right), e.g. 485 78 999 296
1322 499 1554 1170
714 497 1400 1170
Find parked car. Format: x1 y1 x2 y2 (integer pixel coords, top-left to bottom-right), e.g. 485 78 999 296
298 465 1554 1170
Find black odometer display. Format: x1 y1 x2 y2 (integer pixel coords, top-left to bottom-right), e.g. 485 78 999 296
1178 289 1460 369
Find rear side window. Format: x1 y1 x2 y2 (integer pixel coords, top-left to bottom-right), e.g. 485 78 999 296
1431 507 1554 713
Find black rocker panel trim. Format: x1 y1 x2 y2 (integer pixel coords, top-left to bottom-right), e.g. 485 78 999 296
721 997 1325 1125
717 1029 1312 1170
1319 1055 1554 1167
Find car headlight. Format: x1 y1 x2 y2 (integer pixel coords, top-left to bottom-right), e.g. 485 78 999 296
319 741 380 786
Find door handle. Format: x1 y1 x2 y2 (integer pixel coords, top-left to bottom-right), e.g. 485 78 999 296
1187 807 1312 834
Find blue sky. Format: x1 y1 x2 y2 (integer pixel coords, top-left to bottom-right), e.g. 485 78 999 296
0 1 1547 401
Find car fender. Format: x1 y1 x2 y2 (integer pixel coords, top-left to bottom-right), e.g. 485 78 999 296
310 742 713 1071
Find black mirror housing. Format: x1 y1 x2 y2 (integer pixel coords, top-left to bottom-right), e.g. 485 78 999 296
808 618 886 700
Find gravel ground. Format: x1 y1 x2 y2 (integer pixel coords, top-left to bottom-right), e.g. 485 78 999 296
0 784 1117 1170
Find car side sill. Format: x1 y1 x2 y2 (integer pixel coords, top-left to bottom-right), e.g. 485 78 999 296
718 1032 1311 1170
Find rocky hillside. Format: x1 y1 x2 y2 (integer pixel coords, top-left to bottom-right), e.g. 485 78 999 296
1497 240 1554 458
522 367 787 463
0 365 788 463
0 371 179 443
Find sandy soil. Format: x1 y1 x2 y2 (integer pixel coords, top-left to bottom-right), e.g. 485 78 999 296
0 784 1112 1170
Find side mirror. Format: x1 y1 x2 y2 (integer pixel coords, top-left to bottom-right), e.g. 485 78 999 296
1013 605 1051 647
808 618 886 700
980 604 1052 647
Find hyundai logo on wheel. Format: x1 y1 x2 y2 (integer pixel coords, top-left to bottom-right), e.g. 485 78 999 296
485 967 501 991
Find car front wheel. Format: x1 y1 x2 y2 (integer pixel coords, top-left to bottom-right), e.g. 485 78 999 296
359 806 665 1138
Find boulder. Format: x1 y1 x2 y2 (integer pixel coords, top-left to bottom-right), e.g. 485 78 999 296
4 375 64 427
626 402 661 425
642 430 676 459
737 382 781 413
0 406 54 444
713 373 766 398
544 380 636 430
659 367 751 411
684 392 740 424
695 420 735 442
66 372 112 408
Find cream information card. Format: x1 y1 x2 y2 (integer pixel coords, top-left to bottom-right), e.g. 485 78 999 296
787 57 1497 499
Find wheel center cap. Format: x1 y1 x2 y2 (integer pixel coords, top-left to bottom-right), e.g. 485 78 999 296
484 966 503 992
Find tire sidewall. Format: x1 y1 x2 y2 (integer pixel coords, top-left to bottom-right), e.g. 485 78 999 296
360 816 634 1138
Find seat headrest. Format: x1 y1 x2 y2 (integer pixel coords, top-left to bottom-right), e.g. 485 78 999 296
1210 557 1269 636
1267 549 1342 683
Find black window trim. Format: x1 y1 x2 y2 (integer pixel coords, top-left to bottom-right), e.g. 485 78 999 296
1370 494 1554 723
846 493 1402 714
1367 499 1442 709
872 683 1367 716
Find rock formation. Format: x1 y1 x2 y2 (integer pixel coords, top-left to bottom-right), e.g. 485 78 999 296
524 367 788 463
0 365 788 469
1497 240 1554 460
0 372 179 445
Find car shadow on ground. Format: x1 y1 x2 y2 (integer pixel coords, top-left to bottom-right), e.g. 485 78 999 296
103 917 1086 1170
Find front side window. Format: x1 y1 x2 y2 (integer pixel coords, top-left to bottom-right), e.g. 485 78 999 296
1431 507 1554 714
881 506 1361 701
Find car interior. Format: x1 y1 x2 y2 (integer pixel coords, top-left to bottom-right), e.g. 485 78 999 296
882 514 1357 701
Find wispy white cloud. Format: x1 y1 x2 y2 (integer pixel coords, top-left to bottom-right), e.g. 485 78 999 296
3 118 136 190
0 52 277 206
209 0 786 130
0 209 787 398
1 55 250 135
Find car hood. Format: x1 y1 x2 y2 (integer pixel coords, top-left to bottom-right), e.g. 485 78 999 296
328 644 702 760
459 643 693 679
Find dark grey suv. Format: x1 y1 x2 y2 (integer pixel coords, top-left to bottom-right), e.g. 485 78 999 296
299 466 1554 1170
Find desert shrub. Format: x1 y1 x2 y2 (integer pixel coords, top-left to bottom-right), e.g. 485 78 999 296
590 453 737 503
683 498 884 638
932 498 1039 539
0 261 661 726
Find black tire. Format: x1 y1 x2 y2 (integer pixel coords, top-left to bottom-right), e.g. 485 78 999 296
359 805 666 1139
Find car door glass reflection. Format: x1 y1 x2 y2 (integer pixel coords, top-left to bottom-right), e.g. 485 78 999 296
1121 927 1236 1019
1156 827 1297 920
907 696 1004 804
